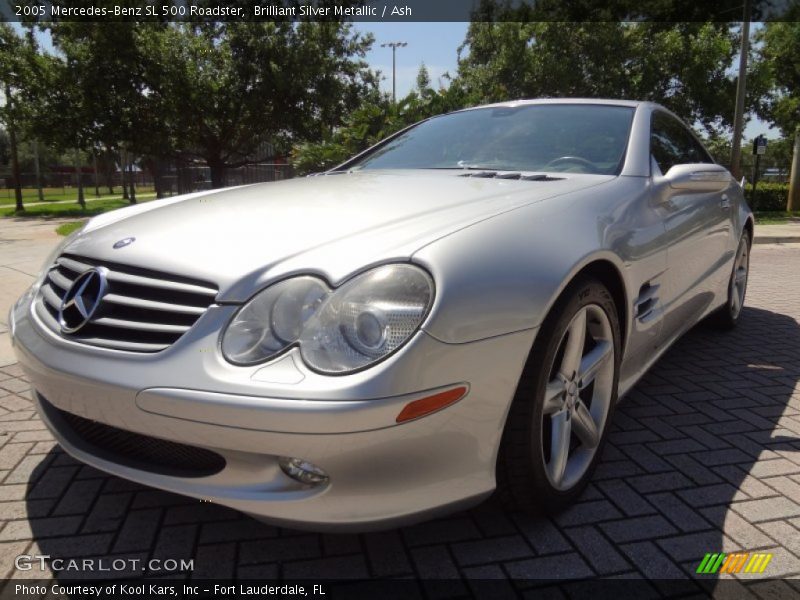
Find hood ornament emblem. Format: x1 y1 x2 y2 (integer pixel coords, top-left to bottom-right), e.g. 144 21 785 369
58 267 108 333
113 237 136 249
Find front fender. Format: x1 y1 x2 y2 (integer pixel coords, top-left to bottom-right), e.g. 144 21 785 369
412 177 659 346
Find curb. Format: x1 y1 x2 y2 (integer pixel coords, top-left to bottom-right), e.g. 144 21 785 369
753 236 800 245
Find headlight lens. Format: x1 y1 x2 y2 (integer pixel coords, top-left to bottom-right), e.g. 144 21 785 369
221 277 327 365
221 264 433 373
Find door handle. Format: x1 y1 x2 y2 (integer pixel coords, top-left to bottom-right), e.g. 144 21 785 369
720 195 731 210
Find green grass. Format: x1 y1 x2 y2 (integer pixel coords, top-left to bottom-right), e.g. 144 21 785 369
753 211 800 224
0 186 156 206
55 221 87 236
1 196 156 219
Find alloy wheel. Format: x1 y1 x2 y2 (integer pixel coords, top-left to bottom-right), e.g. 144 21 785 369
540 304 615 491
730 236 749 320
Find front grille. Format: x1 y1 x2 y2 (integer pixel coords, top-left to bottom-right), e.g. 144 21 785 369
36 253 218 352
42 397 226 478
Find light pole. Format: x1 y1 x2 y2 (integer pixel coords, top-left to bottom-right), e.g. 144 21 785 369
730 0 751 180
381 41 407 103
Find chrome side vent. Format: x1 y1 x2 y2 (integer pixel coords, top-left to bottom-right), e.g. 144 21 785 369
634 282 660 322
35 254 218 353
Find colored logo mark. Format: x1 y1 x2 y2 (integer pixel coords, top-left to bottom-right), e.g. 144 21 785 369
696 552 773 574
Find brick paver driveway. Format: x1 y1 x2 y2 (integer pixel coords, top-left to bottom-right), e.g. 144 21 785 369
1 243 799 596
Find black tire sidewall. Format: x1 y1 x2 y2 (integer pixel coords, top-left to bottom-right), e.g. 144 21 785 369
728 233 751 322
498 277 621 511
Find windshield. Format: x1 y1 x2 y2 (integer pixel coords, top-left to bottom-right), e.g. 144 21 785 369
348 104 635 175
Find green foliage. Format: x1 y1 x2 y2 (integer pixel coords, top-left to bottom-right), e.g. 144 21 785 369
14 140 71 175
754 23 800 137
0 24 38 128
3 14 799 198
291 81 469 175
748 182 790 212
158 22 378 186
416 63 431 94
703 134 794 175
28 20 379 188
455 22 741 134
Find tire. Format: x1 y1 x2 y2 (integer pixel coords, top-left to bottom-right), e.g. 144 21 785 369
497 277 621 513
707 231 751 330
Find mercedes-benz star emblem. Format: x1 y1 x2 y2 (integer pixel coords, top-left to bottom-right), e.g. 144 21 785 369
58 267 108 334
113 237 135 249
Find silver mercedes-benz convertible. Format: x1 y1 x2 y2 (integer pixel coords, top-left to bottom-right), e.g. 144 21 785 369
10 99 752 531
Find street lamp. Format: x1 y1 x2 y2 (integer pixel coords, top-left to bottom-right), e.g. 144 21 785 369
381 41 408 103
730 0 751 180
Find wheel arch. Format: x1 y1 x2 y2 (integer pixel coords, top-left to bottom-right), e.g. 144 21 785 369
535 254 630 356
743 215 754 243
576 259 629 353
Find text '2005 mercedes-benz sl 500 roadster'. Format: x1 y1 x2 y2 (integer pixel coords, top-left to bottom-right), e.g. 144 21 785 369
10 99 752 531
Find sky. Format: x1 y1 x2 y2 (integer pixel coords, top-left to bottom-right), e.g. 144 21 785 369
358 22 776 139
355 22 469 98
15 21 776 139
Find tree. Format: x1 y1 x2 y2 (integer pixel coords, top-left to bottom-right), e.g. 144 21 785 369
160 21 378 187
0 24 36 211
416 62 431 94
291 81 469 175
37 18 380 191
28 24 109 208
455 22 741 134
754 23 800 137
42 22 175 204
755 23 800 209
705 134 794 185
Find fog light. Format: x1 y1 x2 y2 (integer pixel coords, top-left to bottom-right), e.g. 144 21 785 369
279 456 329 485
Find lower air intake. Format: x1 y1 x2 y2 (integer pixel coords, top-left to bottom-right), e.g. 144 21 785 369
42 396 225 478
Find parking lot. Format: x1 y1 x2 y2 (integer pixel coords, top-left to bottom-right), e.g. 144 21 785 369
1 219 799 597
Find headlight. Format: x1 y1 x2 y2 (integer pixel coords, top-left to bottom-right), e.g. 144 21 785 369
221 264 433 373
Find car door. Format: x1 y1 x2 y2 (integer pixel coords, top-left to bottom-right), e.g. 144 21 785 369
649 110 734 346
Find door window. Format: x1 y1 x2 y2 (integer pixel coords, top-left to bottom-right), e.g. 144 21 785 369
650 111 713 175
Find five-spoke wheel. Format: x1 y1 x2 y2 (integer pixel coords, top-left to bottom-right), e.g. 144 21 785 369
709 231 751 329
497 277 620 511
541 304 614 491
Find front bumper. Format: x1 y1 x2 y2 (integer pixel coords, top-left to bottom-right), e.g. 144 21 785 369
10 291 536 531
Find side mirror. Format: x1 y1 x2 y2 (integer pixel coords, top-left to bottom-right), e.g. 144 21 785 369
661 163 732 193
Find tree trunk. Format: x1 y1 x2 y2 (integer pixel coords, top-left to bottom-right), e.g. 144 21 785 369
154 169 163 199
128 154 137 204
147 158 164 199
788 126 800 212
208 159 226 189
33 140 44 202
93 152 100 197
121 148 130 200
74 149 85 208
105 156 114 194
179 165 188 195
6 85 24 212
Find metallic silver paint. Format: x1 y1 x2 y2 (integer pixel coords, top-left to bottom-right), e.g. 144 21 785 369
10 99 753 530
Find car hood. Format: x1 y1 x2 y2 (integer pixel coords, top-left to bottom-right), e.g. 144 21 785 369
67 170 614 302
